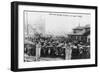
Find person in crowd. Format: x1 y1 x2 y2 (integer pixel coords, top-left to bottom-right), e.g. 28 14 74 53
36 42 41 61
64 43 72 60
71 43 80 59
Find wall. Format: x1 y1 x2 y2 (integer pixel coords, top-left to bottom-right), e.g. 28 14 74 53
0 0 99 73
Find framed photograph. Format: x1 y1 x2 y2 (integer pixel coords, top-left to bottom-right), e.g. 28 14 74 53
11 1 98 71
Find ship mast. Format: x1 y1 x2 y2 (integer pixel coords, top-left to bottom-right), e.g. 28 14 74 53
26 12 29 35
78 16 82 27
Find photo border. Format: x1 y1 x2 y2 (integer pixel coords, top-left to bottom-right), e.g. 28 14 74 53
11 1 98 72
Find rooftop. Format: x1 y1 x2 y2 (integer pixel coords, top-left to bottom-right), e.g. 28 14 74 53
73 24 90 30
68 30 86 35
84 24 90 29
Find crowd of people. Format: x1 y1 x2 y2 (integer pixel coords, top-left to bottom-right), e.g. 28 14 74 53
24 33 90 61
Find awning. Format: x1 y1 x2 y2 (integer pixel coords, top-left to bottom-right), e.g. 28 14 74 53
24 40 34 45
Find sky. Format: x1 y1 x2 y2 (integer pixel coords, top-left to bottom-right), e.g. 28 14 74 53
24 11 91 36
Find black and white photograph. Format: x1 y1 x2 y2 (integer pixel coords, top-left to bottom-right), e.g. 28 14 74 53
24 11 91 62
11 1 97 71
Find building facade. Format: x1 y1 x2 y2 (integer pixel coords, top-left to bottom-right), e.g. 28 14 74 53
68 24 90 43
